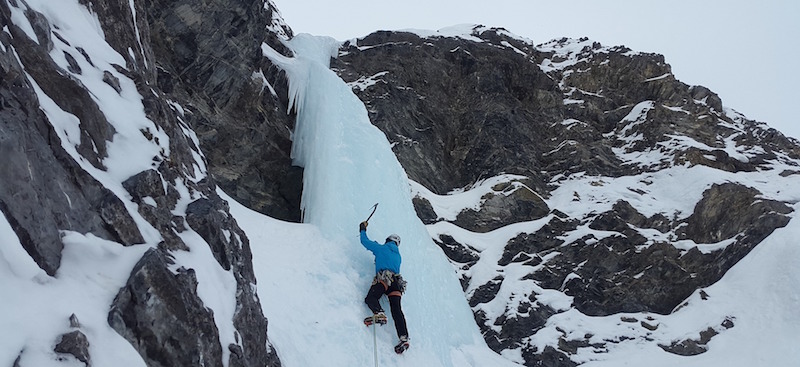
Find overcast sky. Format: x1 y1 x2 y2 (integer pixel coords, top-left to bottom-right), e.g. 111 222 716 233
272 0 799 140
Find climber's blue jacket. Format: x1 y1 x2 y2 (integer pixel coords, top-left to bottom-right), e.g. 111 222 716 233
360 230 401 274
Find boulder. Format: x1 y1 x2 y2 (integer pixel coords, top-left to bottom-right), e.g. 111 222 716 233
680 182 791 244
453 181 550 232
54 330 90 366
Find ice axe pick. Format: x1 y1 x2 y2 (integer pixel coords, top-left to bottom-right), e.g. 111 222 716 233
364 203 379 224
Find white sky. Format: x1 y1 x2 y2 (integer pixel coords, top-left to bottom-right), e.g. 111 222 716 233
272 0 799 140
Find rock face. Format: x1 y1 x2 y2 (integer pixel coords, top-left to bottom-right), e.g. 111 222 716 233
1 0 290 365
144 0 302 222
0 0 143 276
333 26 800 366
335 30 569 195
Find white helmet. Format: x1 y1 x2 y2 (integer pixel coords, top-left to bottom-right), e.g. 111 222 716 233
386 234 401 245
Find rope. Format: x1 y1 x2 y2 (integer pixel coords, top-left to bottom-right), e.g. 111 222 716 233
372 318 379 367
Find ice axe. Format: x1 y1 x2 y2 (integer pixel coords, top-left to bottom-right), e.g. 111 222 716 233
364 203 379 224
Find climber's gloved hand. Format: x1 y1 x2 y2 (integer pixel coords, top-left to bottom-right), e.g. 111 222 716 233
360 221 368 231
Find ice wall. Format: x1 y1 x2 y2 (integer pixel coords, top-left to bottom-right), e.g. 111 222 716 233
261 34 520 366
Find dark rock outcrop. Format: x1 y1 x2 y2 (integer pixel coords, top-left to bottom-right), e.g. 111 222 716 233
109 248 224 367
412 196 438 224
659 318 734 356
680 182 792 244
415 177 549 233
184 194 274 367
453 180 549 232
54 330 91 366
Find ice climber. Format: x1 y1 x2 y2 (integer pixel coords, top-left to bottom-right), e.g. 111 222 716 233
359 220 410 354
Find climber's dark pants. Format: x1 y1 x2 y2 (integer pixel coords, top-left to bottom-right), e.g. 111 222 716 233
365 279 408 338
